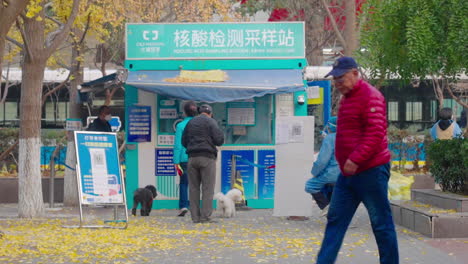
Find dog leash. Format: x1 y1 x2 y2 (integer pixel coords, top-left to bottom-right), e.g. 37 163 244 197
56 161 76 171
234 155 275 169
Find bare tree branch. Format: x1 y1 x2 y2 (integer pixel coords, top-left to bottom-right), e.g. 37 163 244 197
1 58 16 103
45 0 80 57
5 35 23 49
56 61 71 71
16 17 33 61
42 73 71 106
320 0 347 50
0 140 18 162
45 15 63 26
431 76 445 107
447 83 468 109
79 14 92 45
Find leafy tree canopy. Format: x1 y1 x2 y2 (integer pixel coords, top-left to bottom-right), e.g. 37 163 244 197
359 0 468 81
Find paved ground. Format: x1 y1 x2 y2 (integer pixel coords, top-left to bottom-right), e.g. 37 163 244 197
0 203 467 264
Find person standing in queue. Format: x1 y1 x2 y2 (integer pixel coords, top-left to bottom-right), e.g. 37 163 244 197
173 101 198 217
182 104 224 224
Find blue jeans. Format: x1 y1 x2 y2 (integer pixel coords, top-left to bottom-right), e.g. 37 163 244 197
179 162 189 209
316 163 399 264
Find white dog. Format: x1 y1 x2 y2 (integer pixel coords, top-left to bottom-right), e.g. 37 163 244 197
214 188 243 218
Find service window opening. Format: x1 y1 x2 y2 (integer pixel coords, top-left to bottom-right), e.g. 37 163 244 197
157 95 274 146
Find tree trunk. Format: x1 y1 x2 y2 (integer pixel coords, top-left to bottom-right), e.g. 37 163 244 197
343 0 357 56
16 0 79 217
0 0 30 76
63 42 83 206
63 142 78 205
307 13 325 66
18 58 46 218
0 37 5 78
17 6 48 218
432 77 444 108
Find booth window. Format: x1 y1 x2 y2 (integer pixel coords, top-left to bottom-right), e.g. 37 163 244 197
157 98 180 134
213 95 274 145
157 95 274 145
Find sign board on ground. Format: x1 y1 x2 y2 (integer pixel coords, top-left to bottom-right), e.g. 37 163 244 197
74 131 125 204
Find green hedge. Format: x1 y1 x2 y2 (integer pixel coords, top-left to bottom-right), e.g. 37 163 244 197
426 138 468 194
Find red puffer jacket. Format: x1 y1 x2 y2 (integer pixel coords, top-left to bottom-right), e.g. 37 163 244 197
335 79 391 176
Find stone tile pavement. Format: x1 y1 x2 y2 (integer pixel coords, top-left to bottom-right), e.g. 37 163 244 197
0 203 467 264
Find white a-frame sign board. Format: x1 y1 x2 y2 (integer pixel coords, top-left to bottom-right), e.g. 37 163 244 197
65 131 128 229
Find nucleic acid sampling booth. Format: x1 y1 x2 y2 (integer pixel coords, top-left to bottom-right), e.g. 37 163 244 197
124 22 319 216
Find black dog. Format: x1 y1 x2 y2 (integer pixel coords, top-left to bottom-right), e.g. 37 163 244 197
131 185 157 216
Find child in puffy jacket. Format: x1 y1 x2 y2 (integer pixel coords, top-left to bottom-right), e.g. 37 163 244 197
430 107 463 140
305 117 340 216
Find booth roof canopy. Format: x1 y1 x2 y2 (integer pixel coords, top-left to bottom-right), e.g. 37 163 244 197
125 69 305 103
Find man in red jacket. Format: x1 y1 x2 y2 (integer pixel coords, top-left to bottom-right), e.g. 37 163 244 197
316 57 399 264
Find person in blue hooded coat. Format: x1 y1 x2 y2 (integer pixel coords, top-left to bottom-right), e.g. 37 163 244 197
430 107 463 140
305 116 340 215
173 101 198 217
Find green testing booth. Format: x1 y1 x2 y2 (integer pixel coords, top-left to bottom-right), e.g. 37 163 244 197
124 22 319 216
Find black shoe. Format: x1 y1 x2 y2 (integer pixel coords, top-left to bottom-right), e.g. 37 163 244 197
235 204 253 211
200 219 218 223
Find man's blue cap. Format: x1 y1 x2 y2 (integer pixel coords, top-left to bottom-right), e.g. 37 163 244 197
325 57 358 77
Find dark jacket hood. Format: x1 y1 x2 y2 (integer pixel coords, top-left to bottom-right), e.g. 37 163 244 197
438 120 452 131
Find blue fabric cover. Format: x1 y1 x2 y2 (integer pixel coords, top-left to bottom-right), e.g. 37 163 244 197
126 69 305 103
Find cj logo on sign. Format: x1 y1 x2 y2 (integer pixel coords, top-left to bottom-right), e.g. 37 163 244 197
143 30 159 40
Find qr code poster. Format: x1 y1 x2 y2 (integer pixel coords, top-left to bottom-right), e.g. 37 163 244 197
289 121 304 143
275 120 305 144
74 131 125 205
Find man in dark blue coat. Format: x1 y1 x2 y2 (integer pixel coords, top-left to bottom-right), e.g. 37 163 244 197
182 104 224 223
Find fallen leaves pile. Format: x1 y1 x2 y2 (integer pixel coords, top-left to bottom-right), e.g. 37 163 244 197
0 220 317 263
0 210 460 264
0 218 190 263
0 214 379 264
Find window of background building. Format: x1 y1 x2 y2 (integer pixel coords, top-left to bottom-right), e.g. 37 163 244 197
5 102 18 120
0 103 3 122
406 101 422 121
57 102 68 121
45 101 69 121
45 102 55 121
431 99 464 121
443 99 464 118
388 101 399 121
430 100 438 121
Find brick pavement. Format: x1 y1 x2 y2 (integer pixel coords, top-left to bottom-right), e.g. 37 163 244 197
0 203 467 264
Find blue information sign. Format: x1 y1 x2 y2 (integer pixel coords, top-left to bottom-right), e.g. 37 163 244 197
221 150 255 198
75 131 124 204
127 105 152 142
155 149 176 176
258 150 276 199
